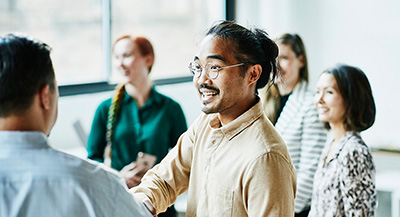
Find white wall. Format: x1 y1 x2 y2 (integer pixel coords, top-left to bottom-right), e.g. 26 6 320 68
236 0 400 149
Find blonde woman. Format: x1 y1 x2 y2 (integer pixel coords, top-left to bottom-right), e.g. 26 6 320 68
259 33 327 216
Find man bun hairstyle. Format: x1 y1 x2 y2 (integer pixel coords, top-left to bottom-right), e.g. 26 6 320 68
206 20 278 90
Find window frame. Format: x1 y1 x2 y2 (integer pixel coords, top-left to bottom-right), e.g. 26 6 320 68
59 0 235 97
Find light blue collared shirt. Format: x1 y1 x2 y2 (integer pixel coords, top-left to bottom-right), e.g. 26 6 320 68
0 131 151 217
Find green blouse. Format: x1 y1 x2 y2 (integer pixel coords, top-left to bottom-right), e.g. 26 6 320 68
87 87 187 171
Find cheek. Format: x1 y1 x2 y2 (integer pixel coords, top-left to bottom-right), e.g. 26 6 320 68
331 98 346 115
313 95 320 106
279 61 288 70
193 77 198 88
123 57 134 66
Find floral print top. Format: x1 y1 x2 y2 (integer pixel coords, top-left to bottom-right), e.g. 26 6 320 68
309 131 376 217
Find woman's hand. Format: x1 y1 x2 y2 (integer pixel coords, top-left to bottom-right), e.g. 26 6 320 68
120 162 149 188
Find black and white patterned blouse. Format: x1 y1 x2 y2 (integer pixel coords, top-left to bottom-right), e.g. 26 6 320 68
309 131 376 217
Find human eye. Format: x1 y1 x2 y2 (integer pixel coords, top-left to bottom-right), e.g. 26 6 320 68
193 62 202 71
123 53 132 58
210 64 221 71
279 56 288 61
326 88 335 94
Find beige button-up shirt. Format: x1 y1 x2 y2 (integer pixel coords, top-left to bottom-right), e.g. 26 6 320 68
133 100 296 216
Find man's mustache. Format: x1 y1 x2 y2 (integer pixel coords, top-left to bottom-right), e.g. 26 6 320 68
198 85 220 94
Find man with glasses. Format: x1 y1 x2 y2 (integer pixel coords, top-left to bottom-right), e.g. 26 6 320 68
132 20 296 216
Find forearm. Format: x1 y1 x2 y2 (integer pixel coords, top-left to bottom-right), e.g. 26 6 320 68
132 133 192 213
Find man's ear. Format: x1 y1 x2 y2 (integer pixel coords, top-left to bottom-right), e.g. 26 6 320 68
248 64 262 85
39 85 51 110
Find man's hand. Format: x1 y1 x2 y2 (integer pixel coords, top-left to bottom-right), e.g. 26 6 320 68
120 162 149 188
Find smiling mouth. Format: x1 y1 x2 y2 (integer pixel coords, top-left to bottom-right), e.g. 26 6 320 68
198 85 219 103
200 90 218 102
317 107 329 114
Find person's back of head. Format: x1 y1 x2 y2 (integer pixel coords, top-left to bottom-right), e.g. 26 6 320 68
0 34 55 117
205 20 279 91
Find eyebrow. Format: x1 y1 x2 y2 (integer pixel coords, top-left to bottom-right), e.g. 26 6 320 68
193 55 226 63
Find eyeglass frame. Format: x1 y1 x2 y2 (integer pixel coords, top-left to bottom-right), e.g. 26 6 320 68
188 61 246 80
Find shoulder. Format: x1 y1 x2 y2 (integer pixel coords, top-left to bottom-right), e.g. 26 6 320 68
342 133 371 155
250 117 293 165
339 133 374 168
96 97 112 111
153 89 183 108
56 149 122 181
244 145 296 181
288 81 317 113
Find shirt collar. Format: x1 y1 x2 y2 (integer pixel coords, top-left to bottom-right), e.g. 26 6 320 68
325 131 359 161
209 97 263 140
0 131 49 149
122 86 163 107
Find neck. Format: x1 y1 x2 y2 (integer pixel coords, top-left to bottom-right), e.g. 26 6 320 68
0 113 44 133
278 80 299 96
218 96 258 126
125 79 153 108
330 122 347 142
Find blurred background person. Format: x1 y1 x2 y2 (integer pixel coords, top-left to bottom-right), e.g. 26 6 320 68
87 34 187 217
310 64 376 216
259 33 327 216
0 33 151 217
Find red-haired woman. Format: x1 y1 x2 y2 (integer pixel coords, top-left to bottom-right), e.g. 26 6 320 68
87 35 187 217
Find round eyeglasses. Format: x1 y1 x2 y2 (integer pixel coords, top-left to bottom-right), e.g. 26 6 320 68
188 62 245 79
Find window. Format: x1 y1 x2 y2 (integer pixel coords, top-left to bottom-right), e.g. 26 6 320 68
0 0 103 85
0 0 226 86
110 0 225 82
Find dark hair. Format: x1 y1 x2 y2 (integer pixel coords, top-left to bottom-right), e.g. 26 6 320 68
322 64 376 132
0 34 55 117
275 33 309 83
112 34 155 73
206 20 278 89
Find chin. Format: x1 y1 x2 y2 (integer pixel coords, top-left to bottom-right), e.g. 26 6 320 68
318 117 329 123
201 104 217 114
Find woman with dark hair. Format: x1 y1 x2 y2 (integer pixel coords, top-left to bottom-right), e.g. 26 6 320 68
309 64 376 216
87 35 187 217
259 33 327 217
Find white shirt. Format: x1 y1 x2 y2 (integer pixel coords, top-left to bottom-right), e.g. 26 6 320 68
0 131 151 217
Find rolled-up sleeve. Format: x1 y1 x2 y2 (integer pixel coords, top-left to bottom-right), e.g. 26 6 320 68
132 125 194 214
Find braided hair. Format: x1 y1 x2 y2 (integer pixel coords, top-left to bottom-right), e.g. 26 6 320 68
104 83 125 161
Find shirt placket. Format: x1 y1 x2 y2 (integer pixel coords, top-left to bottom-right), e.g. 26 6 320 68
199 128 224 212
